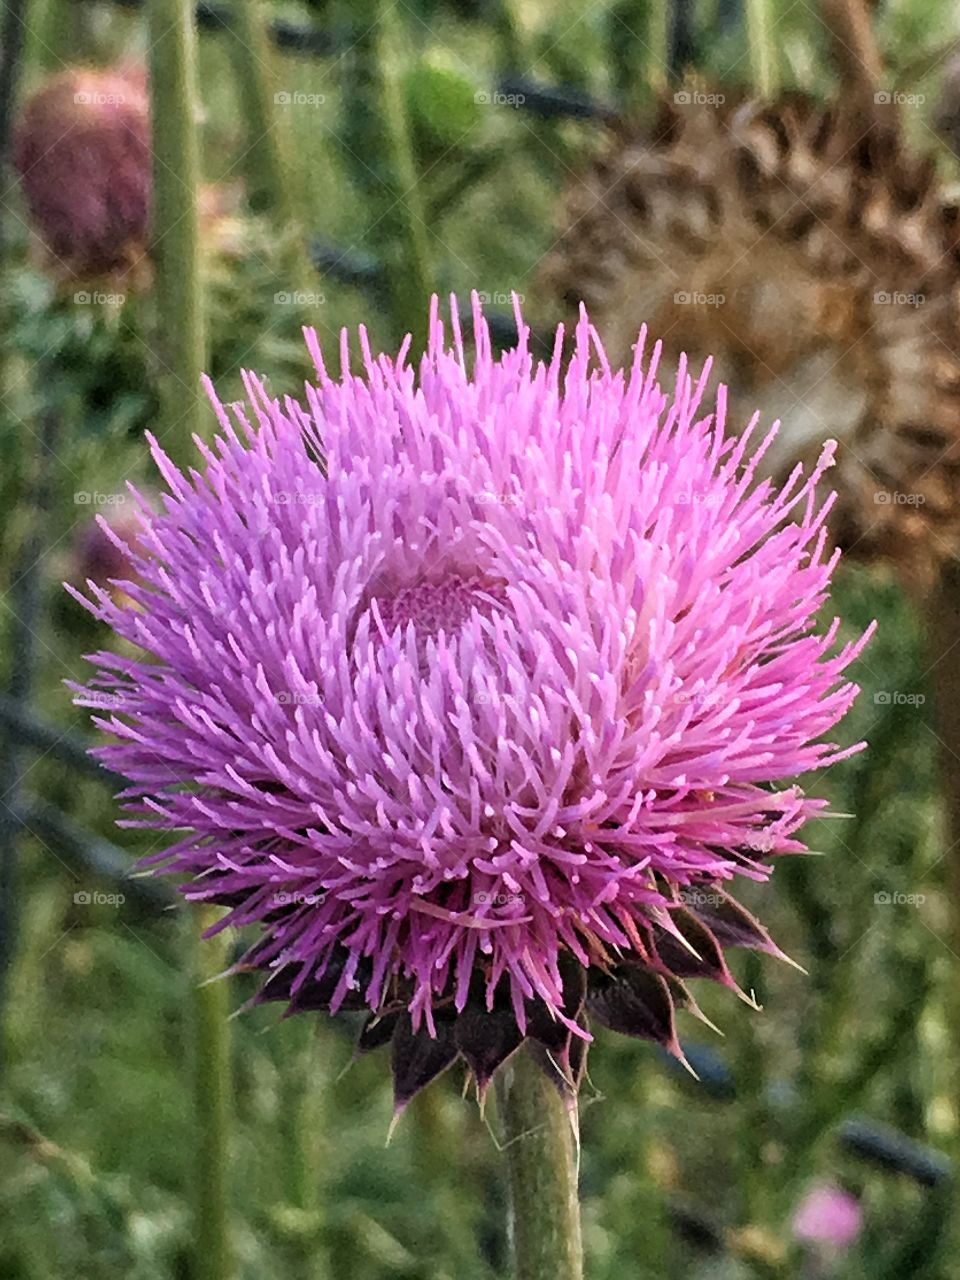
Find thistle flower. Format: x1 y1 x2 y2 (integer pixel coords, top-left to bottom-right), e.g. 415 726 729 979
13 66 151 282
543 95 960 585
72 298 870 1109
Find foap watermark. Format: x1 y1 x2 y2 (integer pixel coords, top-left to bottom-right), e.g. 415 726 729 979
874 691 925 707
74 889 126 906
675 489 723 507
80 691 125 711
874 291 924 308
674 290 725 308
874 90 925 107
74 90 127 106
272 890 320 906
74 290 125 307
474 90 525 108
674 90 725 107
477 290 524 306
271 490 323 506
74 490 126 506
874 489 925 506
674 690 725 711
678 889 725 908
274 290 325 306
274 91 326 108
474 891 525 907
276 691 322 707
874 890 925 906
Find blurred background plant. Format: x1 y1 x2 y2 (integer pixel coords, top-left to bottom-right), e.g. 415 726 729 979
1 0 959 1277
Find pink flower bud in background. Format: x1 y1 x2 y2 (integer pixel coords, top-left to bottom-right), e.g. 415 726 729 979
792 1183 862 1251
73 504 147 601
12 66 151 283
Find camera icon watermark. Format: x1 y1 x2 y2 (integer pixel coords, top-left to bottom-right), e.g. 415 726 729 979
873 290 924 308
674 290 725 308
74 491 126 506
273 290 325 306
73 889 126 906
74 290 125 307
673 90 725 107
474 90 525 108
873 690 925 707
274 90 325 108
874 90 925 107
74 91 126 106
873 489 925 506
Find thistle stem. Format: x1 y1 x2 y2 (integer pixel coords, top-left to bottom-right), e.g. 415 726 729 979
188 905 232 1280
148 0 205 461
354 0 434 351
745 0 776 99
495 1051 583 1280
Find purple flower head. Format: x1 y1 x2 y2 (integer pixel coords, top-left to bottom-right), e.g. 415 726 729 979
72 297 871 1106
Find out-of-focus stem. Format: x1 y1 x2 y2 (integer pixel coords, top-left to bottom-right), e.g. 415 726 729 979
369 0 433 351
745 0 776 99
148 0 205 461
0 406 60 1075
495 1050 583 1280
188 905 232 1280
927 560 960 1173
224 0 297 220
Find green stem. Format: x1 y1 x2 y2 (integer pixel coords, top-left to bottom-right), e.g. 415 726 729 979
608 1 662 112
495 1051 583 1280
927 560 960 1176
491 0 528 72
744 0 776 99
188 905 232 1280
223 0 299 227
148 0 205 462
648 0 669 95
368 0 434 351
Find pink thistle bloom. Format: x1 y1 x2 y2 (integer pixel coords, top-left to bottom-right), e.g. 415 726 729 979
13 66 150 282
792 1183 862 1250
71 298 872 1107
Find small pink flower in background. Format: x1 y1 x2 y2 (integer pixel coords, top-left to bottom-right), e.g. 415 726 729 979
792 1183 862 1250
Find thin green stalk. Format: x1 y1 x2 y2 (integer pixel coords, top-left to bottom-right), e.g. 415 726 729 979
495 1051 583 1280
745 0 776 99
188 905 232 1280
491 0 528 73
927 559 960 1179
148 12 228 1273
224 0 296 220
367 0 433 351
149 0 205 462
609 1 663 112
648 0 669 96
0 405 60 1075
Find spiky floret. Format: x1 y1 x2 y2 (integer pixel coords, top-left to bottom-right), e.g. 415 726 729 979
72 297 870 1106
